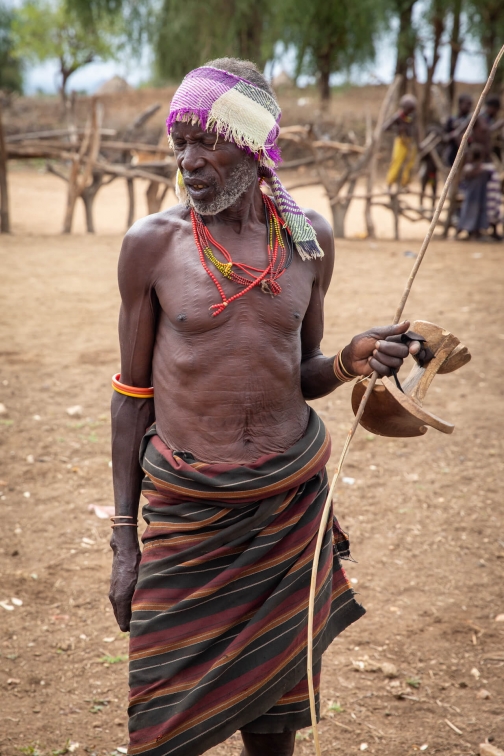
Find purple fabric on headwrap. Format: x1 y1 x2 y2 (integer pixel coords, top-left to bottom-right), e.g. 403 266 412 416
167 66 324 260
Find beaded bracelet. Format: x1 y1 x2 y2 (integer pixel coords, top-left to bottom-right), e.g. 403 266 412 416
112 373 154 399
333 351 358 383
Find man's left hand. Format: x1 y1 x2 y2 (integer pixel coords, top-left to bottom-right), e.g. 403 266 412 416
341 321 421 378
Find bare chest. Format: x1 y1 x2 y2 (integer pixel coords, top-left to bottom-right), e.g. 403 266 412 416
154 228 315 336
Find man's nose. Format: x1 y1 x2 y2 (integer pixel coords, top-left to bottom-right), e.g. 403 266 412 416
179 143 205 173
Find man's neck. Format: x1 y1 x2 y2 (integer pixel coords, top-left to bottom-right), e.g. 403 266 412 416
202 179 265 233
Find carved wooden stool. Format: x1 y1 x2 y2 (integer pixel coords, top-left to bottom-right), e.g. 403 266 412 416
351 320 471 437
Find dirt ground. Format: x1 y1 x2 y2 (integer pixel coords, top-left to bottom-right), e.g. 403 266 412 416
0 167 503 756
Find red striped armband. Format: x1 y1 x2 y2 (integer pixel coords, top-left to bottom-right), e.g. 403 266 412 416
111 373 154 399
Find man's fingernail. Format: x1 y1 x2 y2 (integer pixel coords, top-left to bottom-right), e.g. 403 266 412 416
375 341 381 349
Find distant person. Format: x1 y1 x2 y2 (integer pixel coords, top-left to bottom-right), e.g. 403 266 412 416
457 143 498 239
484 158 503 240
481 95 503 161
384 94 418 190
419 124 444 210
471 97 503 161
470 97 503 238
443 93 473 167
481 96 502 131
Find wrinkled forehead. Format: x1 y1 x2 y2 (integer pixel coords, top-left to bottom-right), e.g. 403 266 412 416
166 66 281 167
170 120 216 137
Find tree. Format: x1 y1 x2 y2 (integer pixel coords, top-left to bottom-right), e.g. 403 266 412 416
278 0 385 101
467 0 504 93
447 0 463 108
416 0 448 135
64 0 152 61
391 0 418 98
0 2 23 93
12 0 120 103
154 0 275 82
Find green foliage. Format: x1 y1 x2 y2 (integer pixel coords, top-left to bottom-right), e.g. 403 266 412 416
386 0 417 79
11 0 121 98
277 0 387 99
154 0 276 83
466 0 504 89
19 746 43 756
64 0 124 22
406 676 421 688
51 742 72 756
0 2 23 92
328 702 344 713
89 699 109 712
65 0 153 60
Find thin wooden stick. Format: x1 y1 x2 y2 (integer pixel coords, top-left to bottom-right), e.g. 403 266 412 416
307 44 504 756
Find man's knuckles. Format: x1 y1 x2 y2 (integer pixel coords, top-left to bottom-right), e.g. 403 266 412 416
369 358 390 375
376 340 409 357
374 353 403 368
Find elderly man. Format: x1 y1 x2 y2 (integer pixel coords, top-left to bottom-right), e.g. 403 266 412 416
109 58 420 756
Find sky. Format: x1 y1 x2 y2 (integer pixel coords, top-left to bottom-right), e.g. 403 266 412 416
23 40 488 96
7 0 488 96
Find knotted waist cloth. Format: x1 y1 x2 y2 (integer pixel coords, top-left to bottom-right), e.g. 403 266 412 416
128 410 365 756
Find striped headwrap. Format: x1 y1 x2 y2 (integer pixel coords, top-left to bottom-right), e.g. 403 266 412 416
167 65 324 261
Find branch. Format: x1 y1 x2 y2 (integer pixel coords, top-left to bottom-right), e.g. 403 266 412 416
94 160 175 186
312 140 365 154
6 129 116 143
46 162 70 182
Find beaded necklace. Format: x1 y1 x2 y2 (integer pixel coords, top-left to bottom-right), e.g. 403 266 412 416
191 193 293 317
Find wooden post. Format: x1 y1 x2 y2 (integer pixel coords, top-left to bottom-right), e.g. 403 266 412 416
0 100 10 233
62 157 80 234
364 76 402 238
442 161 463 238
62 97 102 234
146 181 170 214
144 134 172 214
391 191 400 240
126 178 135 228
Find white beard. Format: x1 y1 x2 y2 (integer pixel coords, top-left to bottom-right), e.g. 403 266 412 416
180 157 258 215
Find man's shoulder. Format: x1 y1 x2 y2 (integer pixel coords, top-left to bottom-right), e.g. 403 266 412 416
124 204 189 247
119 204 190 275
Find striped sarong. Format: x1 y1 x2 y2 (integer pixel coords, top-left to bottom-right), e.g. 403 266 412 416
128 409 365 756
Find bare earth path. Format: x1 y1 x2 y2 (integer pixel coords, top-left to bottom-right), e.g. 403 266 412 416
0 170 503 756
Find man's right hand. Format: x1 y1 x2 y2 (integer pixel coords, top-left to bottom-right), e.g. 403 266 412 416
109 529 141 632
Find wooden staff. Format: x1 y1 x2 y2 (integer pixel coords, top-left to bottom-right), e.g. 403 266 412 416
306 44 504 756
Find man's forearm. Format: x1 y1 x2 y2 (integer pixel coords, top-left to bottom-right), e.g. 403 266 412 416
301 353 343 399
111 392 155 521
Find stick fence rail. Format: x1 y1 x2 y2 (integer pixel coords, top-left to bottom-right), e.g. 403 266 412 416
1 82 499 237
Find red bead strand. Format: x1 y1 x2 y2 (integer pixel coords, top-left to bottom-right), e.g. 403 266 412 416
191 194 291 316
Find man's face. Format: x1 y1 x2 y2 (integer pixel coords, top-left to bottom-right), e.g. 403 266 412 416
459 97 472 116
171 121 258 214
